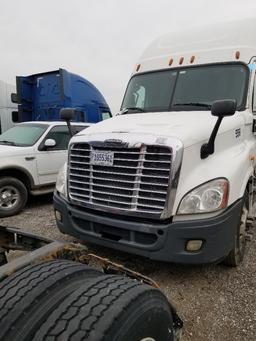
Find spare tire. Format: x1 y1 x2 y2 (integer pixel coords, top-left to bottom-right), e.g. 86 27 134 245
33 274 175 341
0 259 102 341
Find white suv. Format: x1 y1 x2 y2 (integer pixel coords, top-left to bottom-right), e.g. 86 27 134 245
0 121 90 217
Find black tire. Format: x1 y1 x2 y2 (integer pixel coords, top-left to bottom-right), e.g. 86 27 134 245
0 177 28 217
0 259 103 341
223 192 249 267
33 275 175 341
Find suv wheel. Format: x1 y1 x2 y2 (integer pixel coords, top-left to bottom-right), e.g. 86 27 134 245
0 177 28 217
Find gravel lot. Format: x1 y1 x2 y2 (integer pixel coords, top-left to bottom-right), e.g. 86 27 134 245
0 194 255 341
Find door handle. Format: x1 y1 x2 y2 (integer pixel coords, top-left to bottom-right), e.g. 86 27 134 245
25 157 35 161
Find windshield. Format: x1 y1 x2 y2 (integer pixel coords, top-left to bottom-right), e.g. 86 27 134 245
0 124 48 146
121 63 249 112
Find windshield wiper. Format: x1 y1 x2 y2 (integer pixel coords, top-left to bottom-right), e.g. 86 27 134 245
0 140 18 146
174 102 211 109
119 107 145 115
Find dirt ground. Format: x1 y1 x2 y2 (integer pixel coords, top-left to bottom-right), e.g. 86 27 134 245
0 194 255 341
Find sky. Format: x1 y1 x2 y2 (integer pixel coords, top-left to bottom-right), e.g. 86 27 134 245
1 0 256 113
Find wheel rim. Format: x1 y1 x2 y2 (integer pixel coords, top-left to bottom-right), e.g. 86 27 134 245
0 186 20 209
140 338 156 341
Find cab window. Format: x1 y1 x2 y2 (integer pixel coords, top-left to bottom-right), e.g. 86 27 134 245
101 111 112 120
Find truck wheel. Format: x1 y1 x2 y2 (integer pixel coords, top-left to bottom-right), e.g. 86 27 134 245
0 177 28 217
223 193 249 267
0 259 103 341
33 275 175 341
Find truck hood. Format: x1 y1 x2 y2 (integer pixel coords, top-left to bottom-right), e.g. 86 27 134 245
0 144 34 157
77 111 244 147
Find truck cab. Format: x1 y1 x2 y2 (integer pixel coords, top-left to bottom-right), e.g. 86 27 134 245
54 19 256 266
0 69 111 133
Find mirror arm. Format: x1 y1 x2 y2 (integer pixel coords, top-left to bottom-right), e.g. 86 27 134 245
201 116 223 159
59 108 76 137
66 120 73 137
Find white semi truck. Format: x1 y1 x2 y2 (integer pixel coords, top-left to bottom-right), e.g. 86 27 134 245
0 80 17 134
54 19 256 266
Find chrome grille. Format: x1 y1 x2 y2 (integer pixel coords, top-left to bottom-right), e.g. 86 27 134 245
68 143 172 216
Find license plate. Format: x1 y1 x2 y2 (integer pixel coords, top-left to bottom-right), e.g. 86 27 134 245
91 150 114 166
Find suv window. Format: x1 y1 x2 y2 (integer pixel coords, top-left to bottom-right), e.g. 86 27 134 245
0 124 48 146
43 126 70 151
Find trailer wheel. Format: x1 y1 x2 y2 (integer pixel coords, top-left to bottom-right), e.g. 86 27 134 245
0 177 27 217
33 275 175 341
0 259 102 341
223 192 249 267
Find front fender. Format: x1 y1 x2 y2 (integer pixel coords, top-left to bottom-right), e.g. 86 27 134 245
173 136 255 215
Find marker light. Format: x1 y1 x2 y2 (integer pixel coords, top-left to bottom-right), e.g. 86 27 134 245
190 56 195 64
179 57 184 65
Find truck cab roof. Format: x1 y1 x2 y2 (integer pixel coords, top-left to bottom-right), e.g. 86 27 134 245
135 18 256 74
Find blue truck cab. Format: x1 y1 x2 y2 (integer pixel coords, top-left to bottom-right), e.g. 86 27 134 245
11 68 111 124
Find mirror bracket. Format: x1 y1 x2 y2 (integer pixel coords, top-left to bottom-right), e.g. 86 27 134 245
200 99 237 160
59 108 76 137
201 116 223 159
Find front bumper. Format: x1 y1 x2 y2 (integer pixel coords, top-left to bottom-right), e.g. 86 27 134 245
53 192 243 264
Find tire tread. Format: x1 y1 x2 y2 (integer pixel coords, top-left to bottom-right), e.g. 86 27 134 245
0 259 102 341
33 275 167 341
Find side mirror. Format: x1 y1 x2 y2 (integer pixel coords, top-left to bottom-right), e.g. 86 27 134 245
59 108 76 137
211 99 237 117
44 139 56 148
59 108 76 121
201 99 237 159
11 93 18 104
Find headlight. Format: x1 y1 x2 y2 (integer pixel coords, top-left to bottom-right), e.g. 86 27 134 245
177 178 229 215
56 162 67 198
